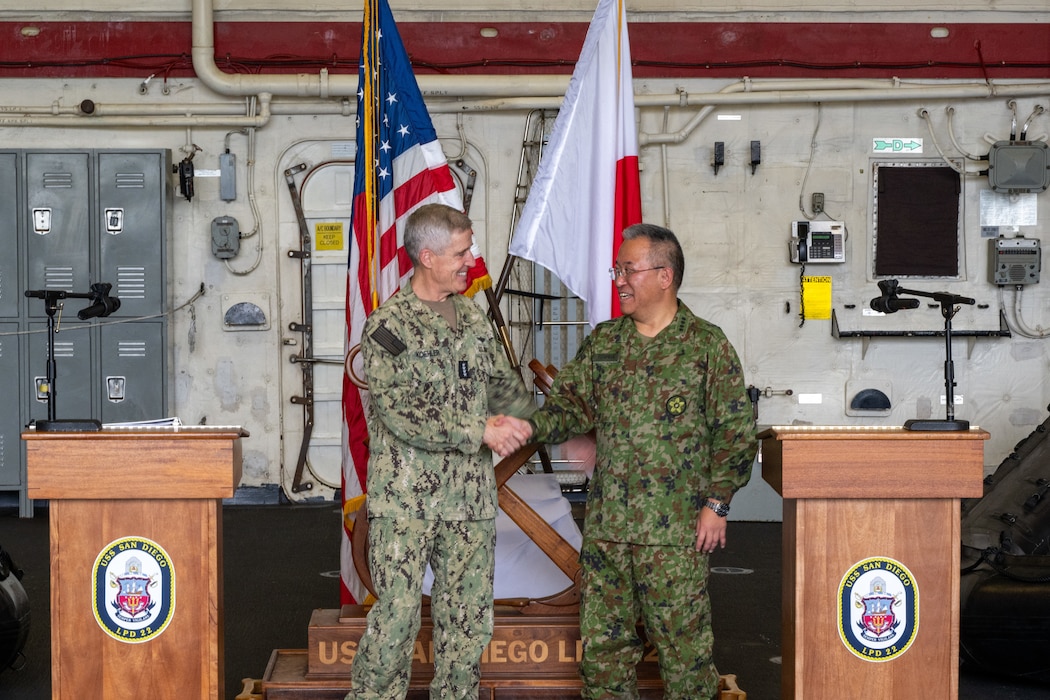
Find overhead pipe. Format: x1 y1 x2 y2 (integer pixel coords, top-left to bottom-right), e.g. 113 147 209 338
190 0 569 99
0 0 1047 130
0 93 273 129
418 78 1050 145
2 76 1048 130
190 0 1050 111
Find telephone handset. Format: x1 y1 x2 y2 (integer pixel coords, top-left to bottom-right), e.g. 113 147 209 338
790 221 846 263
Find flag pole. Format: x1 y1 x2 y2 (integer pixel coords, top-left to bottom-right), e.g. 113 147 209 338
362 0 381 310
492 252 518 302
488 253 559 474
484 285 518 374
488 253 521 372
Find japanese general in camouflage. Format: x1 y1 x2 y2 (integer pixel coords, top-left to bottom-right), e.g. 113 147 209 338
529 303 757 546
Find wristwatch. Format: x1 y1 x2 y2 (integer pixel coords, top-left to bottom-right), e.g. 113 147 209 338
703 498 730 517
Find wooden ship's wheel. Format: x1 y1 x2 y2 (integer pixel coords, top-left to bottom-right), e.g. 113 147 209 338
350 359 584 614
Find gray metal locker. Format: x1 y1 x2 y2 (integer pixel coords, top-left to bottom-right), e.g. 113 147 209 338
100 321 166 424
6 149 169 517
27 321 94 424
97 152 167 317
0 152 19 319
25 151 93 312
0 325 21 488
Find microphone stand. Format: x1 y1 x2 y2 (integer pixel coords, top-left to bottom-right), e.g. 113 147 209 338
877 284 975 431
24 284 120 433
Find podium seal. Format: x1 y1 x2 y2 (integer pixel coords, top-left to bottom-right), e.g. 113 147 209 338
92 536 176 644
837 556 918 662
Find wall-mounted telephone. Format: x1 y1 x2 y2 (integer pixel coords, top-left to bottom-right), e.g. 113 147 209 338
790 220 846 263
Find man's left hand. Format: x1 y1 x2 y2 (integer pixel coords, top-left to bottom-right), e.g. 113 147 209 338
694 508 728 553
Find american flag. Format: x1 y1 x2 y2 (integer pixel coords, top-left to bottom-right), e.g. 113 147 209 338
341 0 462 605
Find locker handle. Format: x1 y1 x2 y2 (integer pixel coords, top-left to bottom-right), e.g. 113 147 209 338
107 376 126 402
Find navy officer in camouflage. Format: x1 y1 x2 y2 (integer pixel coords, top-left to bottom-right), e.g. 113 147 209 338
505 223 757 700
347 203 535 700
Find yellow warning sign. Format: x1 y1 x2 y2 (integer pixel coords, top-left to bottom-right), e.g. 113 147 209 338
802 276 832 320
315 222 344 251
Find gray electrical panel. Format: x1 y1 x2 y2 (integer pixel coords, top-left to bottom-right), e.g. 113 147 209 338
2 149 170 516
989 236 1041 286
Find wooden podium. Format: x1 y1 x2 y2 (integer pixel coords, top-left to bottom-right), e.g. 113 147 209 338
759 426 987 700
24 425 247 700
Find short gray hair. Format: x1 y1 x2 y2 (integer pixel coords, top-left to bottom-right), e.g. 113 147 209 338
404 203 472 265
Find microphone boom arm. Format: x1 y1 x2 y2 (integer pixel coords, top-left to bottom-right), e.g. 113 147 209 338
23 283 121 430
869 279 976 431
895 286 975 319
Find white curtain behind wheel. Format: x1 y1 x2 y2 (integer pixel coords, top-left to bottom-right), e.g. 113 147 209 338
423 473 583 600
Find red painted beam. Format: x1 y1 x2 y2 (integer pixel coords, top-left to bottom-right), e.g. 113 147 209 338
0 21 1046 79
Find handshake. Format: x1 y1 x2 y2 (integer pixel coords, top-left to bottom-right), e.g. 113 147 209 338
483 415 535 457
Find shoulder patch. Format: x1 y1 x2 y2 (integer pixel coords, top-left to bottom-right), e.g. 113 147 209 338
370 324 407 356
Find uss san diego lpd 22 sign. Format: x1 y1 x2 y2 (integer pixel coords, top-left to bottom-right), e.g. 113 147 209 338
92 536 176 643
838 556 919 662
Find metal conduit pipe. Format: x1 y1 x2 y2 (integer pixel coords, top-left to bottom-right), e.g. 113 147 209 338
0 93 274 129
0 78 1047 130
190 0 1050 113
433 79 1050 115
429 80 1049 145
1 101 256 117
190 0 570 99
1 0 1047 131
3 97 355 119
638 80 1050 145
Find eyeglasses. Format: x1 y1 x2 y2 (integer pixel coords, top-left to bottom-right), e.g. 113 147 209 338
608 266 666 281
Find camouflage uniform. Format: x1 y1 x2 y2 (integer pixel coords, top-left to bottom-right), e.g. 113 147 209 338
528 303 757 700
348 283 534 700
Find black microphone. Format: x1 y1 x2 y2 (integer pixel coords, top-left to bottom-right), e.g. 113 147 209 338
869 295 919 314
77 296 120 320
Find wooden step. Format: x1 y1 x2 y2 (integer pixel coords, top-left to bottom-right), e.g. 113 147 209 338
307 606 655 679
255 649 745 699
262 648 664 699
251 607 746 699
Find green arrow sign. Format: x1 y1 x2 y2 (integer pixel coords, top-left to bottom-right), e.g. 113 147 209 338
873 138 923 153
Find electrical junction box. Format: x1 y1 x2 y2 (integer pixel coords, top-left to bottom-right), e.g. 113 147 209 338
211 215 240 259
988 141 1050 194
219 152 237 201
989 236 1040 286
